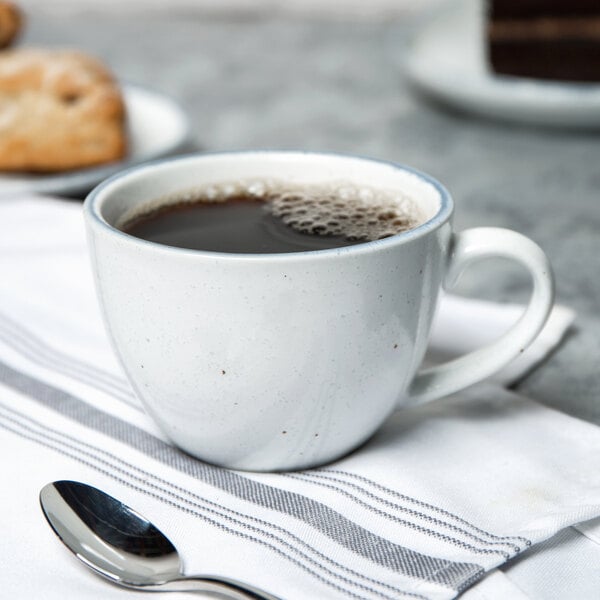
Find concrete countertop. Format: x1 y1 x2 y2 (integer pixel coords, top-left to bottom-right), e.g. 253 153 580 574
24 11 600 425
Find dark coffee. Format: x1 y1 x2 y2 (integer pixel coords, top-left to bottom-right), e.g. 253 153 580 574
119 180 422 254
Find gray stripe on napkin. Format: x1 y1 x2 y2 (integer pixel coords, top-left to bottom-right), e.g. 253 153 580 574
0 313 139 409
0 359 483 591
284 473 513 559
287 472 526 554
318 470 530 548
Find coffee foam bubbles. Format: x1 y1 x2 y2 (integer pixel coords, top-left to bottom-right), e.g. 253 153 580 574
118 179 425 241
267 182 423 241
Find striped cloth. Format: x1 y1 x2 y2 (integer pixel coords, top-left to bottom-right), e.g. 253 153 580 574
1 196 598 600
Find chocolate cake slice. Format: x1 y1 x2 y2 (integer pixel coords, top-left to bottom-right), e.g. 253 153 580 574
488 0 600 82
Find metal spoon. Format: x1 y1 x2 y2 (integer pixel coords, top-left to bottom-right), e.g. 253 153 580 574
39 480 278 599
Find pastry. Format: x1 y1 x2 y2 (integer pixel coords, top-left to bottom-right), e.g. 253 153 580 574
487 0 600 82
0 1 21 49
0 49 127 172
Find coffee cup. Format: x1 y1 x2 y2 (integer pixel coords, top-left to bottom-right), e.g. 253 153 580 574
84 151 554 471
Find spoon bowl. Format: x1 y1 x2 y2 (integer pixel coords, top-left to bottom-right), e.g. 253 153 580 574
40 480 277 599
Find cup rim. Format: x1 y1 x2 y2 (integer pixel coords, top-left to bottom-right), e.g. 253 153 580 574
84 150 453 261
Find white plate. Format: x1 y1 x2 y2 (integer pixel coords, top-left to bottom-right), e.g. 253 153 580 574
405 0 600 128
0 84 190 197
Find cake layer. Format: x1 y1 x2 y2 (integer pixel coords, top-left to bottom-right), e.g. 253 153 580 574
491 0 600 19
489 17 600 40
489 39 600 81
488 1 600 82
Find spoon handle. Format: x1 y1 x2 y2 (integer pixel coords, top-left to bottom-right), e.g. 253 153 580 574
138 576 280 599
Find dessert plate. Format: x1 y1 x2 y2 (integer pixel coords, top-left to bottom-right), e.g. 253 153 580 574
405 0 600 128
0 84 190 198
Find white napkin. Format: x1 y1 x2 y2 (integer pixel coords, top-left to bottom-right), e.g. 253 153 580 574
462 516 600 600
2 196 597 600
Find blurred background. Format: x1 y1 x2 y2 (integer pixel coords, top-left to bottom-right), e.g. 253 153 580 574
18 0 444 19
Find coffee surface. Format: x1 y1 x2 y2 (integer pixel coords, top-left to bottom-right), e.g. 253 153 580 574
119 180 423 254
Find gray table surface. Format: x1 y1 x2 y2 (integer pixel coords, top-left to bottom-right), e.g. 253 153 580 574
23 11 600 425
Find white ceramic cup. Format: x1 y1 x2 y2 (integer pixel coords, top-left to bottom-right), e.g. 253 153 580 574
84 151 554 471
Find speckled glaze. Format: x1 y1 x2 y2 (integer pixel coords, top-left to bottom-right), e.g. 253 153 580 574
84 152 554 471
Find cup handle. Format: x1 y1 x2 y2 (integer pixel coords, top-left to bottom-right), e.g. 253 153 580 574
406 227 555 406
